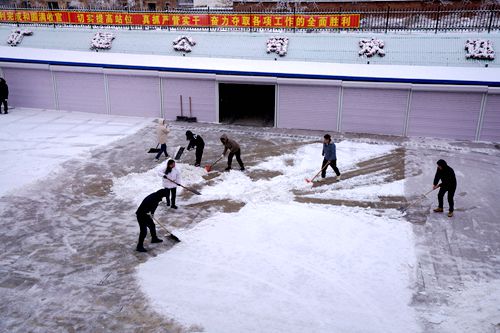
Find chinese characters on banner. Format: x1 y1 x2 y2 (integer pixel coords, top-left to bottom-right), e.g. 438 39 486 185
0 10 360 29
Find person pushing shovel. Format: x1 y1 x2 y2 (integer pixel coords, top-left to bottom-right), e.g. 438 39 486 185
220 134 245 171
321 134 341 181
432 159 457 218
135 189 168 252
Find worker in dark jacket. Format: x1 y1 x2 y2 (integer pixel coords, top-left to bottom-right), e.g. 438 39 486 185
220 134 244 171
0 78 8 114
321 134 341 180
135 189 168 252
186 130 205 167
432 159 457 217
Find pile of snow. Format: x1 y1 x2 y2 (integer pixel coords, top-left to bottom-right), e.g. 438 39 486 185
6 29 33 46
173 35 196 53
90 32 115 50
464 39 495 60
266 36 289 57
305 178 405 201
359 38 386 57
114 140 421 332
112 161 206 206
138 203 419 333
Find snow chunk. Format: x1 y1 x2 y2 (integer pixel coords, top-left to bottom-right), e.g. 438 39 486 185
359 37 386 58
266 36 289 57
6 29 33 46
465 39 495 60
173 35 196 53
90 32 115 50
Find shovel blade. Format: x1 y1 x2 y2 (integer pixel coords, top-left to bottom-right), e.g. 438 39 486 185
168 233 181 243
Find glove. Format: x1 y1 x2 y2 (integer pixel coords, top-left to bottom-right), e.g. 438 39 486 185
220 153 225 158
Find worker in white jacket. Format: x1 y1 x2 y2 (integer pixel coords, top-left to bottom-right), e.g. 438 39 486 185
155 119 169 160
158 159 181 209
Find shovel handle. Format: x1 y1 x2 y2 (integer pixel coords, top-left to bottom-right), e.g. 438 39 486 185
307 162 331 183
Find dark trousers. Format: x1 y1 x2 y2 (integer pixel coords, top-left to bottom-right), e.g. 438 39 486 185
155 143 168 159
228 149 244 168
0 99 7 113
165 187 176 206
195 145 204 166
321 159 340 178
438 186 456 212
137 213 158 248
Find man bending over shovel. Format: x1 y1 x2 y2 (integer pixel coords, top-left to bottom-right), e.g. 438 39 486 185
220 134 245 171
135 189 167 252
433 159 457 218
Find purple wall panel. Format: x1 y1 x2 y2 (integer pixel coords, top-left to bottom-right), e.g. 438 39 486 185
278 85 339 131
2 68 55 110
162 78 216 122
342 88 407 136
107 75 160 117
408 91 482 141
480 94 500 142
55 72 107 114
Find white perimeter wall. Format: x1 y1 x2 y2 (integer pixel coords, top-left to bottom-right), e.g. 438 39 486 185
1 62 499 142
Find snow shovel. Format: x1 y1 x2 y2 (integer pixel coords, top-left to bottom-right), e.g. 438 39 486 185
398 187 438 213
186 96 197 123
174 146 185 160
147 143 161 154
149 214 180 243
176 95 188 121
205 155 224 172
164 176 202 195
305 163 331 183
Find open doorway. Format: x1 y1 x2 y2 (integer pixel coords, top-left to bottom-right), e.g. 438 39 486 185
219 83 275 127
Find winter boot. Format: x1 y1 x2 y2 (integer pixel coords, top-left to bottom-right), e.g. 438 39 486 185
171 205 178 209
151 237 163 243
225 167 231 172
240 166 245 171
433 207 444 213
336 175 341 181
448 211 454 218
136 245 147 252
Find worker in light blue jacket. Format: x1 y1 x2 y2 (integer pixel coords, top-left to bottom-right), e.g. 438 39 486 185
321 134 341 180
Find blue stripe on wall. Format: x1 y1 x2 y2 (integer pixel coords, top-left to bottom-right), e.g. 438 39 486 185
1 57 499 87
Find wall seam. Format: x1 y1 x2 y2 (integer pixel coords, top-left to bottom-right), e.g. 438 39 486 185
475 92 488 141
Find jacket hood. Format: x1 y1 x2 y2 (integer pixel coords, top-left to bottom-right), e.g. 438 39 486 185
220 134 228 141
437 159 448 168
158 118 166 125
186 130 194 139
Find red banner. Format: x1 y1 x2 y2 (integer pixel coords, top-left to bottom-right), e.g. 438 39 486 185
0 10 360 29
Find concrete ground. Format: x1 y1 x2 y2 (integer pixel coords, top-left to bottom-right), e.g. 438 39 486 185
0 119 499 332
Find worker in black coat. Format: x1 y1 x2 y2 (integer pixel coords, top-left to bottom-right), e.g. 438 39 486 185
0 78 8 114
186 130 205 167
432 159 457 217
135 189 168 252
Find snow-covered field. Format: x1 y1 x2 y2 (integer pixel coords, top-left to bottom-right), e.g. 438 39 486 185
0 108 151 197
1 108 499 333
